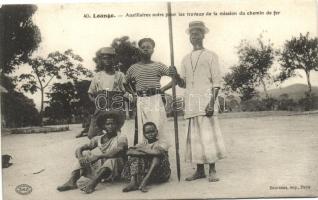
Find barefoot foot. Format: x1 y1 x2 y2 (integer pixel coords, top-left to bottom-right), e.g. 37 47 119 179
208 172 219 182
80 181 96 194
139 185 148 193
122 183 138 192
57 183 77 192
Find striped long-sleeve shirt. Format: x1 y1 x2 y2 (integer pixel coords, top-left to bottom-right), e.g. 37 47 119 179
125 62 169 91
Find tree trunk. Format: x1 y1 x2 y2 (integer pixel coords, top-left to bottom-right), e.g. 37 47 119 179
40 88 44 126
305 70 312 96
260 79 269 99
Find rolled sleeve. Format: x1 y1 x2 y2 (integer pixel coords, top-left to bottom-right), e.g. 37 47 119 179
210 54 222 88
117 72 126 92
180 58 186 80
158 63 169 77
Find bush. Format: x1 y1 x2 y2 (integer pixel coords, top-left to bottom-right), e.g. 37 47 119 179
261 98 278 110
240 97 290 112
277 98 297 111
1 91 41 128
239 95 316 112
298 94 318 111
240 98 267 112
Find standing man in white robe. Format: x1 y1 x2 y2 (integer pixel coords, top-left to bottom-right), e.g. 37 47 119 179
168 21 226 182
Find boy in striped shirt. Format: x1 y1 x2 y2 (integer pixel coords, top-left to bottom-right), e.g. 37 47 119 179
125 38 171 146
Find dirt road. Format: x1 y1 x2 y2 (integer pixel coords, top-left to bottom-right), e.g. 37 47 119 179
2 112 318 199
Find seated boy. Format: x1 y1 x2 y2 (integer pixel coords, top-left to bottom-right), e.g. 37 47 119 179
121 122 171 192
57 111 127 194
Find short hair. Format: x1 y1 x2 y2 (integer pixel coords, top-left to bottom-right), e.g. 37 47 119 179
96 113 119 130
138 38 155 48
143 122 158 133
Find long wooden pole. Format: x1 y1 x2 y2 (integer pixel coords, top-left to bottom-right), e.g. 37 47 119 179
167 2 181 182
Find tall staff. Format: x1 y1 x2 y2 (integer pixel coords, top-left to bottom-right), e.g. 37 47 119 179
167 2 181 182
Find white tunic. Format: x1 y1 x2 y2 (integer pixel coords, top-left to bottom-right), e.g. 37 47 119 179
180 49 222 119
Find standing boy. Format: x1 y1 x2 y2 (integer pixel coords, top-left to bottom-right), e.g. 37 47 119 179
125 38 171 145
87 47 128 139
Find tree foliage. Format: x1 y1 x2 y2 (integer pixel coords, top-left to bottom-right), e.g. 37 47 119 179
224 34 275 100
44 80 93 123
224 64 258 101
1 4 41 74
19 49 93 120
0 5 42 127
111 36 140 73
73 80 94 113
45 82 75 121
1 72 41 128
0 73 16 92
277 32 318 95
237 35 275 98
1 90 41 128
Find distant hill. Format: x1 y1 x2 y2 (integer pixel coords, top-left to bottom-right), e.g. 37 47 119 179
260 84 318 100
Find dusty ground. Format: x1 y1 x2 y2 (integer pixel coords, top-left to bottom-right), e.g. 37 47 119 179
2 112 318 200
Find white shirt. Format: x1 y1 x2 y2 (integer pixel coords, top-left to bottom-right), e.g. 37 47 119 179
88 71 125 94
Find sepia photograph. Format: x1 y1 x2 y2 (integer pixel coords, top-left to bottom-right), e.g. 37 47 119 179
1 0 318 199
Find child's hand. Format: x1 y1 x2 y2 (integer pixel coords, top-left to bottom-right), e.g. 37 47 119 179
88 155 100 163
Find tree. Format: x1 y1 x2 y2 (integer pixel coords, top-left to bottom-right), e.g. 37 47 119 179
224 64 258 101
237 34 275 98
19 49 93 123
73 80 94 114
0 5 41 74
0 5 42 128
1 91 41 128
44 80 93 123
277 32 318 95
111 36 140 73
45 82 75 121
0 73 16 92
0 74 41 127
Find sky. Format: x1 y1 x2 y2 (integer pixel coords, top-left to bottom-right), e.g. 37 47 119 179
10 0 318 109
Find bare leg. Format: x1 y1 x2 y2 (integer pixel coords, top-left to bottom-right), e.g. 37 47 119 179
139 157 160 192
185 164 206 181
122 175 139 192
57 169 81 192
208 163 219 182
81 167 111 194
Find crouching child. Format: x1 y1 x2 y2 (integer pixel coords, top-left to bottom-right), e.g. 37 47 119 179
121 122 171 192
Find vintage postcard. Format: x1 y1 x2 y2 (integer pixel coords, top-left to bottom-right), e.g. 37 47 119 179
1 0 318 199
